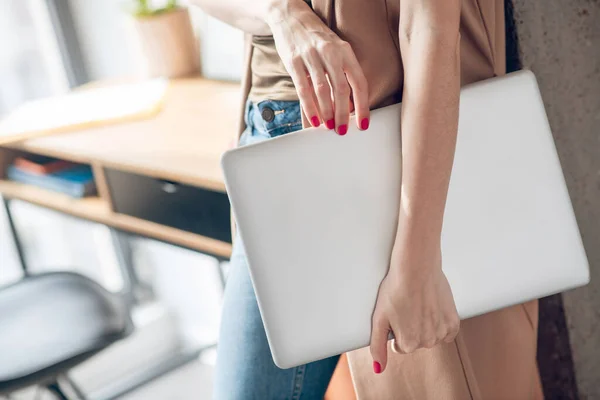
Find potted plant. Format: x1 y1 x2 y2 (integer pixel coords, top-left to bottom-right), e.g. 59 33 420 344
130 0 200 78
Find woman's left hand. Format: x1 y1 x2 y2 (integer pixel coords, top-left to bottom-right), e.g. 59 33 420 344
369 227 460 374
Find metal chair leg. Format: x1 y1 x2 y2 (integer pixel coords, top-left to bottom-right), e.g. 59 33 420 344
46 375 86 400
1 197 29 276
46 382 69 400
60 375 86 400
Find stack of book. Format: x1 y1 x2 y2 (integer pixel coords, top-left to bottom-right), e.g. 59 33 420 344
8 155 97 198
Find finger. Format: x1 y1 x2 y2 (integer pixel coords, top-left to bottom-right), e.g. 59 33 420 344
419 314 438 349
422 335 438 349
305 75 323 127
305 50 335 129
370 313 390 374
390 338 406 355
394 329 419 354
436 322 448 344
444 319 461 343
443 329 458 343
343 51 370 130
322 48 351 135
289 57 320 128
419 319 437 349
329 70 351 135
401 338 420 354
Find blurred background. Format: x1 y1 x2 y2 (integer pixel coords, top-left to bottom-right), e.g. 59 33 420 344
0 0 598 399
0 1 243 399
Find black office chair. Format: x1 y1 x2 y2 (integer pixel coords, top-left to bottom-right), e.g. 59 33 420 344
0 271 132 399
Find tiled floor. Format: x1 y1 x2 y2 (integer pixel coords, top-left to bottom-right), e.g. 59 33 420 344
122 361 214 400
3 361 214 400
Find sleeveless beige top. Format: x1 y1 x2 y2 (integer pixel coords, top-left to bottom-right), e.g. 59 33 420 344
247 0 314 102
247 35 298 102
240 0 506 128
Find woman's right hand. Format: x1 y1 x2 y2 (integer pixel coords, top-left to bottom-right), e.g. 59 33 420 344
265 0 369 134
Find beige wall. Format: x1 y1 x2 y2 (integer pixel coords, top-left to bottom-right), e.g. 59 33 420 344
513 0 600 397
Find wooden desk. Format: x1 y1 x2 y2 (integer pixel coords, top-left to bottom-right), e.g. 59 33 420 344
0 78 357 400
0 77 240 258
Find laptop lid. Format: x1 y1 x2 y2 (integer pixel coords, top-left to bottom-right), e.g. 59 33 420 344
221 70 589 369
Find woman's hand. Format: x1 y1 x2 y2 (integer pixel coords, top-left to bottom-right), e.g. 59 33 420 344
369 222 460 373
265 0 369 134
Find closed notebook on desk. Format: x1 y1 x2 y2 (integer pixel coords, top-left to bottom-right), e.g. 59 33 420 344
0 79 167 145
221 70 590 369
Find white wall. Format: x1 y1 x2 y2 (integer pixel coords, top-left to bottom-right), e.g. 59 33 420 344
67 0 244 82
68 0 140 79
190 5 245 81
0 0 69 115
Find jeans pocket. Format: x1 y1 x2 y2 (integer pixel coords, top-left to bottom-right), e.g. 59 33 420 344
238 125 271 147
268 122 304 138
241 100 302 146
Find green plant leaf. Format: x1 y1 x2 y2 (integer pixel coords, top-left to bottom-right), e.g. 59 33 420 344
166 0 178 10
130 0 178 17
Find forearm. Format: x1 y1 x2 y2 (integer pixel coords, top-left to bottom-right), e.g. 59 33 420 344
397 23 461 252
190 0 278 35
371 0 463 369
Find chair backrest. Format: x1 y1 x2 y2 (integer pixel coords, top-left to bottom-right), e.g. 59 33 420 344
0 271 132 393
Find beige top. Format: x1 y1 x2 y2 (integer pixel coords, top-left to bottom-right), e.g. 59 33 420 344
247 36 298 102
247 0 312 102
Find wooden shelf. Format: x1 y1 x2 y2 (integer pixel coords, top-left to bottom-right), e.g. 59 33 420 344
0 179 232 258
0 180 110 218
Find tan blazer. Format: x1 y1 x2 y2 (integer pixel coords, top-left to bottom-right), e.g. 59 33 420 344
235 1 543 398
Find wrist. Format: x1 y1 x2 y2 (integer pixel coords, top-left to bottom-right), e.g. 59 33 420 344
397 207 443 246
263 0 283 26
390 214 443 276
388 231 442 282
263 0 291 27
264 0 310 27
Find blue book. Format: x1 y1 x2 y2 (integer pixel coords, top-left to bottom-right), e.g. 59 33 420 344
8 164 97 198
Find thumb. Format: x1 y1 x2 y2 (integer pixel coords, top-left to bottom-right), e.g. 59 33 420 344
370 313 390 374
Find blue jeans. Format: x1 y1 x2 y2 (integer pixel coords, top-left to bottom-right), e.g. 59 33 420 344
213 100 340 400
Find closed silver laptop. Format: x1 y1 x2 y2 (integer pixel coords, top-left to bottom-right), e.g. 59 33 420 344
221 70 589 369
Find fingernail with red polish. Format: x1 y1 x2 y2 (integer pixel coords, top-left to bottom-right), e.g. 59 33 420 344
361 118 370 130
337 124 348 136
373 361 382 374
326 119 335 130
311 116 320 127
